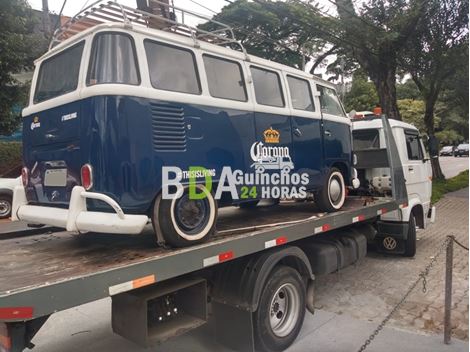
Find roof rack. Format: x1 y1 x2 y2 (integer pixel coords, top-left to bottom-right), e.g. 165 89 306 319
49 0 248 56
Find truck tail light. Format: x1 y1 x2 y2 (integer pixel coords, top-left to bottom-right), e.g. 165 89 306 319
81 164 93 190
21 167 29 187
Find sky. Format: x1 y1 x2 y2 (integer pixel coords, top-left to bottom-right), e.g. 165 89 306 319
26 0 337 79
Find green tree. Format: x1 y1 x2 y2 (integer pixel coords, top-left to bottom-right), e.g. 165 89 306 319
397 99 440 134
399 0 468 179
0 0 46 135
206 0 328 69
343 70 378 112
396 79 420 100
325 0 426 121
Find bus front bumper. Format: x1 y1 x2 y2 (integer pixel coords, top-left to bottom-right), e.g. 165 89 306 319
12 186 149 234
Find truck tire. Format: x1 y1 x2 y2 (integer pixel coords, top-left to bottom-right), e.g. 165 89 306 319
0 194 12 219
315 167 346 212
403 214 417 257
253 265 306 352
153 185 217 247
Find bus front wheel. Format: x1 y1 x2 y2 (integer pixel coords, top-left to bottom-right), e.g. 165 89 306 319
315 167 346 212
153 185 217 247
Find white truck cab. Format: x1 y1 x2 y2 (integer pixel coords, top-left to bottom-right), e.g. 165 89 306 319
352 117 436 256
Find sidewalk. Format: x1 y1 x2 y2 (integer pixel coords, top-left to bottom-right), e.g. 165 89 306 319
315 188 469 341
30 298 468 352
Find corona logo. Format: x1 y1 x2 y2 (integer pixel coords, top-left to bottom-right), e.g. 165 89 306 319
33 116 39 123
263 127 280 143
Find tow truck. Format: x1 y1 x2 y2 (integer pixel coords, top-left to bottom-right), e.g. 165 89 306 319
0 2 435 351
0 114 438 352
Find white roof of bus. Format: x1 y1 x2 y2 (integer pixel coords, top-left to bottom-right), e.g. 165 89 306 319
37 22 338 90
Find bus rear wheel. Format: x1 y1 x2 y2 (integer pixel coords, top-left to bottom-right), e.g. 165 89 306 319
153 185 217 247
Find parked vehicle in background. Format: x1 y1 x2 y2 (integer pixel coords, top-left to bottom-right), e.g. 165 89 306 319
454 143 469 157
0 177 21 219
439 145 454 156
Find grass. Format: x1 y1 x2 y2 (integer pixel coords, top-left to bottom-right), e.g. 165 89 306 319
431 169 469 204
0 142 22 176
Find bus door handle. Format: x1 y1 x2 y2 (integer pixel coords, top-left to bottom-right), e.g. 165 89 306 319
408 166 414 171
293 127 302 137
324 130 332 137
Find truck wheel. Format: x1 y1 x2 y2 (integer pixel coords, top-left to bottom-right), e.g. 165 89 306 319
315 168 346 212
253 266 306 352
0 195 12 219
239 200 260 209
403 214 417 257
153 185 217 247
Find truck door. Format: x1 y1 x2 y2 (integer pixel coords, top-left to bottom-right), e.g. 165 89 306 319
399 128 432 205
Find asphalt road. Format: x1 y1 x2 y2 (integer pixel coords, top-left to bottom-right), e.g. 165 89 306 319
438 156 469 179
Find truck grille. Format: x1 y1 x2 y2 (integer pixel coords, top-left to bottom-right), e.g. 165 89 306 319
150 103 187 152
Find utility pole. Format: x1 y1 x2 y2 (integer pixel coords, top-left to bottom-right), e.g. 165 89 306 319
42 0 51 37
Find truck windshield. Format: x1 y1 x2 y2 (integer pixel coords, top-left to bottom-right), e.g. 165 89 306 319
34 42 84 103
352 129 380 150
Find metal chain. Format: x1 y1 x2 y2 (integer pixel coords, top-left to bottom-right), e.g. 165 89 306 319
357 237 452 352
451 237 469 251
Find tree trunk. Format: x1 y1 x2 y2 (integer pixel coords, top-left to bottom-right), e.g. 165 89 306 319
424 98 445 180
371 68 401 121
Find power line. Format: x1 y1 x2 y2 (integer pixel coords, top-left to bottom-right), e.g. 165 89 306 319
188 0 218 15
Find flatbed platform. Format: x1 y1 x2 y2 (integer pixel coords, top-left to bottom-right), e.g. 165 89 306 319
0 197 399 321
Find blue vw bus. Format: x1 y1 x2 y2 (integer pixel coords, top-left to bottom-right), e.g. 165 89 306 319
13 2 358 247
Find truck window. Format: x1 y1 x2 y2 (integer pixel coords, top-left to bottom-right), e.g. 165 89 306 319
144 40 201 94
287 75 315 111
203 55 247 102
317 85 345 117
405 131 423 160
352 129 380 150
34 41 84 103
250 66 285 107
87 33 140 85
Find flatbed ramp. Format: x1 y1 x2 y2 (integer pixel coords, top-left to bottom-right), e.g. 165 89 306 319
0 197 398 321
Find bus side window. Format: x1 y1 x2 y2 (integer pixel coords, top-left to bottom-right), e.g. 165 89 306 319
34 41 85 103
287 75 315 112
144 40 201 94
87 33 140 85
250 66 285 107
203 54 247 102
317 85 346 117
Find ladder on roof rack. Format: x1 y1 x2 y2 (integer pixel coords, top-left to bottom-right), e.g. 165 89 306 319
49 0 247 55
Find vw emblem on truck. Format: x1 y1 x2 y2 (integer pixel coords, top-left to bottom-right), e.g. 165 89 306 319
383 236 397 250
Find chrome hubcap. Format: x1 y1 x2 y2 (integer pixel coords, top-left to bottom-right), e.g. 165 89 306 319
329 178 342 203
269 283 300 337
0 200 11 217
